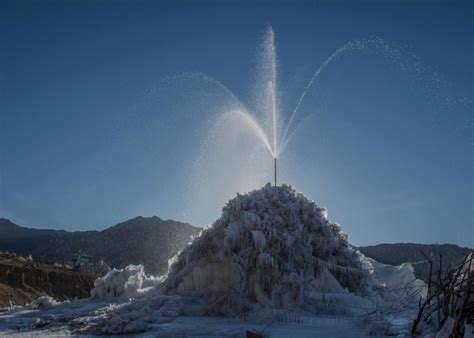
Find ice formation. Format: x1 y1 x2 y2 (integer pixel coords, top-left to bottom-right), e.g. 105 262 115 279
163 184 372 315
29 296 60 310
367 258 427 302
91 265 162 301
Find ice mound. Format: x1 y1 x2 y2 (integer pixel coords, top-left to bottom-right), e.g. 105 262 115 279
30 296 60 310
367 258 427 302
91 264 163 301
163 184 370 315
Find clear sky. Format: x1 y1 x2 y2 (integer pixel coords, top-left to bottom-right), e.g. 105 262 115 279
0 0 472 247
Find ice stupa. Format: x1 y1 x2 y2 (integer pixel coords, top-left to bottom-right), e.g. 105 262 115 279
162 184 372 315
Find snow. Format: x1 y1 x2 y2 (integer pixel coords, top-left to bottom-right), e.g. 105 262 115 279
29 296 60 310
435 317 455 338
251 230 267 252
0 256 425 336
366 258 427 303
415 253 473 337
90 264 163 301
464 324 473 338
0 300 368 337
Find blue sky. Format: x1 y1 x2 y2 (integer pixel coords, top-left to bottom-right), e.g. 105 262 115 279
0 0 472 247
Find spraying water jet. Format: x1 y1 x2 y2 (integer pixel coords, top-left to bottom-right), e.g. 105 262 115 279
186 26 368 225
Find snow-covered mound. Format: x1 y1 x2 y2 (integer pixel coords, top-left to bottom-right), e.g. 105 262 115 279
163 184 371 315
91 265 163 301
367 258 427 302
30 296 60 310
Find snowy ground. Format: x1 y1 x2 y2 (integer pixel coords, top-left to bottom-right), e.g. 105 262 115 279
0 299 374 337
0 268 420 337
0 260 421 337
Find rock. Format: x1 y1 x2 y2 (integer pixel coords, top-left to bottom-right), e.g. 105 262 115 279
0 251 99 308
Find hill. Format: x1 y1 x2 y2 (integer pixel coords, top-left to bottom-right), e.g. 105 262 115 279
0 217 200 275
2 217 470 281
0 251 98 307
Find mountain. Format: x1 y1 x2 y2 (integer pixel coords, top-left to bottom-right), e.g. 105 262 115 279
0 217 200 275
2 217 470 280
358 243 472 281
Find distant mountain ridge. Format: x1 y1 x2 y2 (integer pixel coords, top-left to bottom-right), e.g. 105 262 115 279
1 218 470 279
0 217 200 275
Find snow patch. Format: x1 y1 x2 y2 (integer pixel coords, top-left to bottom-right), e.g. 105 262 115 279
30 296 60 310
90 264 162 301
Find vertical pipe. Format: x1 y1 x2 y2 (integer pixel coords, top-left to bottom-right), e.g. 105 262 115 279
274 157 277 186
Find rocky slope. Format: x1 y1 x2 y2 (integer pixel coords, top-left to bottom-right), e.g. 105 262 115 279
0 252 98 308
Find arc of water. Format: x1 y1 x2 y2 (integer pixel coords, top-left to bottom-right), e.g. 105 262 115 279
279 113 316 154
228 109 275 158
279 42 353 152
